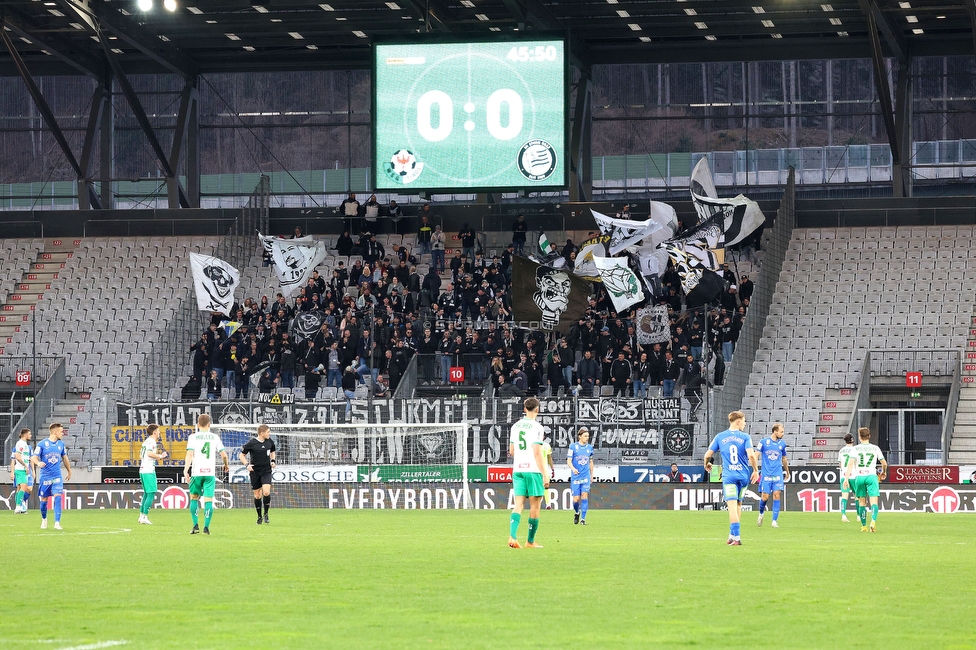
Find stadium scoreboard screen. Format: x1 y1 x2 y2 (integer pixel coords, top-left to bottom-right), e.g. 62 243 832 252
373 38 567 192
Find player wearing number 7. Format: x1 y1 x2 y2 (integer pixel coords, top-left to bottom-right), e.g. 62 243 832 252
703 411 759 546
843 427 887 533
507 397 549 549
184 414 229 535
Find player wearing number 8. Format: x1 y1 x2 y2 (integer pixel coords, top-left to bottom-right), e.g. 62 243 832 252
703 411 759 546
843 427 887 532
508 397 549 549
184 414 229 535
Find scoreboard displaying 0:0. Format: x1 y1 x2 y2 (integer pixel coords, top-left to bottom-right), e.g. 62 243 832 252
373 39 567 192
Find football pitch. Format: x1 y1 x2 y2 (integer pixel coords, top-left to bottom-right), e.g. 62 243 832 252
1 509 973 649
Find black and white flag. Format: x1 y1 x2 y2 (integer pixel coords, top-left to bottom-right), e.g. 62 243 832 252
689 157 765 247
592 205 677 256
189 252 240 316
635 306 671 345
269 236 327 298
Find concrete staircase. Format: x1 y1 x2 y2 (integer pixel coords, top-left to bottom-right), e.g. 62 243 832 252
949 313 976 463
810 388 856 463
0 239 79 354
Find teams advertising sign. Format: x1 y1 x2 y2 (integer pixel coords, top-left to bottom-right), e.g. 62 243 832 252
787 485 976 513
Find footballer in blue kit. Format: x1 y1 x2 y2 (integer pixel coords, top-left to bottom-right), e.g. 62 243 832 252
567 428 595 525
31 423 71 530
756 423 790 528
703 411 759 546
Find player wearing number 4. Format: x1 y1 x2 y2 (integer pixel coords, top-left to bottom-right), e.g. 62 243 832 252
508 397 549 549
138 424 168 525
703 411 759 546
567 428 594 525
239 424 276 525
843 427 888 533
10 428 33 514
756 423 790 528
184 414 229 535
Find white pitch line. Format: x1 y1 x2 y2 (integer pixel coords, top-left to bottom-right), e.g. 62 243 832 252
57 640 128 650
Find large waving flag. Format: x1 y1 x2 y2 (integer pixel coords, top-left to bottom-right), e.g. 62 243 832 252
593 256 645 313
592 205 677 256
689 157 765 247
269 237 328 298
189 253 240 316
512 256 590 333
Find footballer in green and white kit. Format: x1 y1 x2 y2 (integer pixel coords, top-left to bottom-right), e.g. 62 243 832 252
184 414 229 535
138 424 168 524
10 428 33 513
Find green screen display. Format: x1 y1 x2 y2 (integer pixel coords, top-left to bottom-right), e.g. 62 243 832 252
373 39 566 192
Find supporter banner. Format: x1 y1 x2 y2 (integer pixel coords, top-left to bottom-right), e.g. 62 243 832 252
635 306 671 345
596 425 659 449
118 398 699 466
511 256 590 333
663 425 694 456
593 256 645 313
888 465 959 484
619 465 709 483
257 392 295 405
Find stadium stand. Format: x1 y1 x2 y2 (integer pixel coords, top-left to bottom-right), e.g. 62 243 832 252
743 225 976 464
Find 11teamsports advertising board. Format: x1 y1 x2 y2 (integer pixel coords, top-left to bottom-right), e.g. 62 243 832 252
373 38 567 192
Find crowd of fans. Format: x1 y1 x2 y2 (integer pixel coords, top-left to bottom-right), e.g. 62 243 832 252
188 206 755 414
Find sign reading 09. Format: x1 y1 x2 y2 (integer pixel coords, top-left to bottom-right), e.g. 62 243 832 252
373 39 567 192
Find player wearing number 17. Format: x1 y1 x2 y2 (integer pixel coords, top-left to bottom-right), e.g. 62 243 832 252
508 397 549 549
184 414 229 535
843 427 888 533
703 411 759 546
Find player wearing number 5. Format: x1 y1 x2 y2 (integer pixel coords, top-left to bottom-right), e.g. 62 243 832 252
703 411 759 546
508 397 549 549
239 424 276 525
184 414 229 535
843 427 887 533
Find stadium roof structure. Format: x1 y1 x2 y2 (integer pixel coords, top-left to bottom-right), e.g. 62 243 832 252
0 0 974 78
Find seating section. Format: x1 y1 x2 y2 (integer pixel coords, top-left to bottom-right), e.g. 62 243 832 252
0 239 43 304
743 225 976 462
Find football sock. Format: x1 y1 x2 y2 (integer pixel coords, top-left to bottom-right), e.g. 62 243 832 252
772 499 780 521
39 498 48 520
263 495 271 515
204 504 214 528
53 497 62 523
20 491 29 507
580 498 588 520
871 504 878 522
730 522 740 537
141 492 153 515
527 517 539 543
254 498 262 517
509 512 521 539
573 500 580 513
859 506 867 526
840 496 848 513
190 499 199 526
758 499 766 514
15 490 23 507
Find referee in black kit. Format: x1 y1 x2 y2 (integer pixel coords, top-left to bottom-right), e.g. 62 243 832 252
239 424 276 524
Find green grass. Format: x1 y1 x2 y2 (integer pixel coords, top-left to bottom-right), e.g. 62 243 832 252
1 508 974 649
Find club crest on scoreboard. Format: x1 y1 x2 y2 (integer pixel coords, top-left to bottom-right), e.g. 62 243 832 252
517 139 557 181
384 149 424 184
